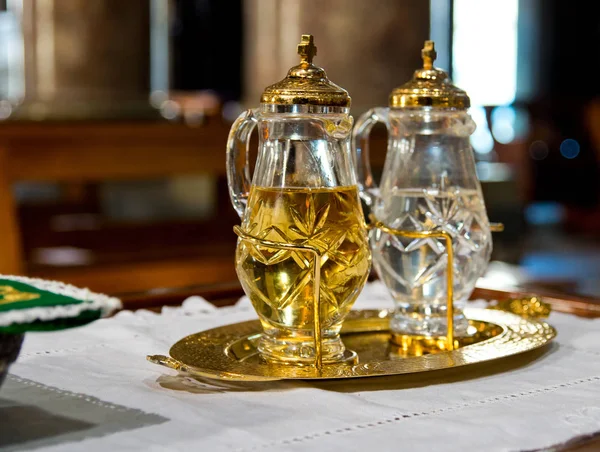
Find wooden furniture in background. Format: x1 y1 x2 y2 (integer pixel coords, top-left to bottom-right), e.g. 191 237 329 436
0 120 234 290
1 121 229 181
0 119 390 292
0 146 23 274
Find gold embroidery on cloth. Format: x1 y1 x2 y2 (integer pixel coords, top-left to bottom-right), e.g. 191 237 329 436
0 286 41 304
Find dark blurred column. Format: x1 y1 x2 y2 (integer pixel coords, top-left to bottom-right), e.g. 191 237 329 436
17 0 156 119
170 0 242 100
244 0 430 114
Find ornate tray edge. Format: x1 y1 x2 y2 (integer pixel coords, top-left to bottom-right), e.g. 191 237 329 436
147 308 556 382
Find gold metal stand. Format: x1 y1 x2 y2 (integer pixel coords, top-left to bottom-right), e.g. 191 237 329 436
233 217 503 365
368 214 505 351
149 220 556 382
233 225 326 370
368 214 455 350
490 223 504 232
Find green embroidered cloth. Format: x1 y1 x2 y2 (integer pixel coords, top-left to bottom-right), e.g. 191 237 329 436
0 276 121 334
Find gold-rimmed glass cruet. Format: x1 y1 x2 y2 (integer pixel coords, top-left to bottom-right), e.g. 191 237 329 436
353 41 493 340
227 35 371 367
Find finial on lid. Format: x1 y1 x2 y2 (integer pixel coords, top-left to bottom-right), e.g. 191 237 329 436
260 34 350 108
389 39 470 109
297 34 317 64
421 40 437 70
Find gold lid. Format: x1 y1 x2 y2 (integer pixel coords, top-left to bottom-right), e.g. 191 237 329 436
390 41 470 109
260 35 351 108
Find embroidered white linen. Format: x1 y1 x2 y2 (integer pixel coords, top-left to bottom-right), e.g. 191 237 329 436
7 282 600 452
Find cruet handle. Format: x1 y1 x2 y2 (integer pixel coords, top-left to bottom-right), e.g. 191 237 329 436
352 107 389 209
226 109 259 218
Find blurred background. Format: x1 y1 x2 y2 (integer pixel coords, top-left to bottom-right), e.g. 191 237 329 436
0 0 598 297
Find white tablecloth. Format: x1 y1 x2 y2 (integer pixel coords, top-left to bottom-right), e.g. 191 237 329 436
3 282 600 452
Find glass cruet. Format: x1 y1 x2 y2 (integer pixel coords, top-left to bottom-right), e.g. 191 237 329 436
353 40 492 338
226 35 371 365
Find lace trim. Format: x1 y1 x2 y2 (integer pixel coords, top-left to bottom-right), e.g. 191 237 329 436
18 343 109 359
8 375 132 412
242 375 600 451
0 275 122 327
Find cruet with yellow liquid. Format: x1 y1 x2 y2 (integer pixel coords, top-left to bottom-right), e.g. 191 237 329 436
226 35 371 366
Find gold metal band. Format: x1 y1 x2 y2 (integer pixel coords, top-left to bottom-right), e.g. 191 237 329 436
233 225 325 371
234 218 505 364
368 214 455 350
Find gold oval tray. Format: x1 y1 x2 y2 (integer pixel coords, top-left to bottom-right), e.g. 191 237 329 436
147 307 556 381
